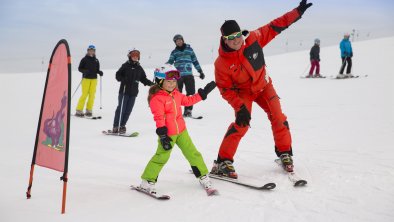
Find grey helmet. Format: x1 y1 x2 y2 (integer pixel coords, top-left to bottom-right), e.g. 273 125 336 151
173 34 184 43
314 38 320 44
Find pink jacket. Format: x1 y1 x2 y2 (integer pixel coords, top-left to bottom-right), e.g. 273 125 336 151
149 89 202 136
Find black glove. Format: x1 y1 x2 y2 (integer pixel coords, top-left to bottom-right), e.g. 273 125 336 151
235 105 251 127
148 80 155 86
98 70 104 76
198 81 216 100
297 0 312 15
156 126 173 150
199 71 205 80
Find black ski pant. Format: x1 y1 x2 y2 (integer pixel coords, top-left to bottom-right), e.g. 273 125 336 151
177 75 195 113
339 57 352 74
113 93 136 127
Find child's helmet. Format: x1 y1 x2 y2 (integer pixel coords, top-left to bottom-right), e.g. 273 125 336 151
154 64 180 86
314 38 320 44
128 48 140 60
87 45 96 50
173 34 184 43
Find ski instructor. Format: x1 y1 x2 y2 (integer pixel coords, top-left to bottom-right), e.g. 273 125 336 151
211 0 313 179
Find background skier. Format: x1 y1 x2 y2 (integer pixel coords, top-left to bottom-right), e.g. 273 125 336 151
338 33 354 78
167 34 205 117
75 45 104 117
308 38 322 78
112 49 153 134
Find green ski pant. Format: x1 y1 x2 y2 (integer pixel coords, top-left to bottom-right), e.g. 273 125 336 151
141 130 209 182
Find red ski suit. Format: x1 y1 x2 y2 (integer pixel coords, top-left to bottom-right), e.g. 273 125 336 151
215 8 302 161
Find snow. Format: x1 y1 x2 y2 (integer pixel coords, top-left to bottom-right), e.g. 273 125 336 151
1 37 393 222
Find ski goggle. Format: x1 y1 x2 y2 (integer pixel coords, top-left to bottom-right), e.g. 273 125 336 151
223 31 243 40
154 70 181 80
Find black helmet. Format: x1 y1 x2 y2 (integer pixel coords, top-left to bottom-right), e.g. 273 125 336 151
173 34 184 43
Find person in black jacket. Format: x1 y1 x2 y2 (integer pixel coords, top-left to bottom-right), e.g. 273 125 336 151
112 49 154 134
76 45 104 117
308 38 322 78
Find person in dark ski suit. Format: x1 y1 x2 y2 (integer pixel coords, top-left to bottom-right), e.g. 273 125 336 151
308 38 321 78
167 34 205 117
112 49 154 134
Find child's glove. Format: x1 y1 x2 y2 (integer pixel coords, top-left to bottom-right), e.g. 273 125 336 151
199 71 205 80
98 70 104 76
198 81 216 100
156 126 173 150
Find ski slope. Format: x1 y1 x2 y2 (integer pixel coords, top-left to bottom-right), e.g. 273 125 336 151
0 37 393 222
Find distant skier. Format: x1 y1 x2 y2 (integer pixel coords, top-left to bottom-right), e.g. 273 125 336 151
139 64 216 195
307 38 322 78
338 33 354 78
111 49 154 134
76 45 104 117
212 0 313 179
167 34 205 118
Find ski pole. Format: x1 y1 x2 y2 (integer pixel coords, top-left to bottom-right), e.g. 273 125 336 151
71 79 82 100
118 85 126 135
100 76 103 109
301 62 311 76
339 56 348 74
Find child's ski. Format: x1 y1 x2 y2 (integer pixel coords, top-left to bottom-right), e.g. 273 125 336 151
130 185 170 200
274 159 307 187
102 130 139 137
208 173 276 190
74 115 102 120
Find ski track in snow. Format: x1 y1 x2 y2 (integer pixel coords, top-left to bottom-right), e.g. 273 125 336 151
0 37 393 222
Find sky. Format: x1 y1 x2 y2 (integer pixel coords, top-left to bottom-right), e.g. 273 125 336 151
0 0 393 73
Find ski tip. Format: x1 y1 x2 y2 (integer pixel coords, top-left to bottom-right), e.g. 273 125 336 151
294 180 308 187
261 183 276 190
206 189 219 196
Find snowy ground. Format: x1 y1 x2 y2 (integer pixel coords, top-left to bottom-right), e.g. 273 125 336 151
0 37 393 222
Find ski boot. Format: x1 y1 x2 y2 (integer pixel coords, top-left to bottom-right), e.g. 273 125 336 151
119 126 126 134
211 160 238 179
112 127 119 134
199 175 213 190
279 153 294 172
305 74 313 78
75 110 84 117
140 180 156 194
314 74 324 78
85 110 93 117
346 73 354 78
337 73 346 79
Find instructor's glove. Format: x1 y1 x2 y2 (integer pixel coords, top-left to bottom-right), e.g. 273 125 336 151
156 126 173 150
235 105 251 127
198 81 216 100
98 70 104 76
297 0 312 15
199 71 205 80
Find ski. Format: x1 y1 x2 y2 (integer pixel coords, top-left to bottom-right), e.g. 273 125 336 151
205 188 219 196
102 130 139 137
74 115 102 120
329 74 368 79
184 116 203 120
300 75 326 79
208 173 276 190
274 159 307 187
130 185 170 200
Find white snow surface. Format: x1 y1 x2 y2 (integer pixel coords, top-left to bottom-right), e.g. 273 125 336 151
0 37 393 222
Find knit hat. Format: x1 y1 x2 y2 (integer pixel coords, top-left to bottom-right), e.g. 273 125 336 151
220 20 241 36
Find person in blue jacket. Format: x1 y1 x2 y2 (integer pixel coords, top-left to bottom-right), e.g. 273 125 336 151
338 33 353 78
167 34 205 117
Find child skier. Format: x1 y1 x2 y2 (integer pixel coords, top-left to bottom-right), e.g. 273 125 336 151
76 45 104 117
308 38 322 78
139 64 217 195
112 49 154 134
